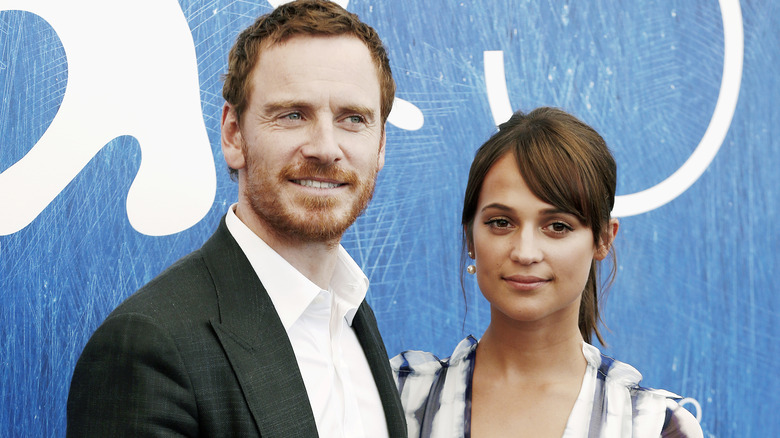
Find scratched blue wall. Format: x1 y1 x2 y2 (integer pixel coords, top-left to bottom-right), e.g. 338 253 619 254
1 1 778 436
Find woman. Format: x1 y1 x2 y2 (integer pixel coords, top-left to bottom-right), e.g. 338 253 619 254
391 107 703 437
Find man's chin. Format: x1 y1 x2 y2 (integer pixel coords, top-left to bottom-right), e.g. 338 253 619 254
284 223 349 243
265 208 355 243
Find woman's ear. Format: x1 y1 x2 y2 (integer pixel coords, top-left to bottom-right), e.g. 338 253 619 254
595 219 619 260
464 224 475 258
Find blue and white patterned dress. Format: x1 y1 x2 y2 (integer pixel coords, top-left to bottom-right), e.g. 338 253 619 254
391 336 703 438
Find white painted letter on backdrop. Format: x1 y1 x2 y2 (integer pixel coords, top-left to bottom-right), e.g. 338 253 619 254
483 0 743 218
0 0 216 236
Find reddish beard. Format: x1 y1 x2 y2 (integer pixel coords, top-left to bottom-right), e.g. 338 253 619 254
245 159 377 243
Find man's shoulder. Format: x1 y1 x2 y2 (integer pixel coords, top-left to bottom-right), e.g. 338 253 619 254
111 220 234 319
108 247 214 320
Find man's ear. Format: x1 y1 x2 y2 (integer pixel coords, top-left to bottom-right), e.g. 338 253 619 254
221 103 246 171
595 219 619 261
376 128 386 172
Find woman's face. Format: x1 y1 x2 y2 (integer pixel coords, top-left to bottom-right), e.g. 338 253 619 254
470 153 612 329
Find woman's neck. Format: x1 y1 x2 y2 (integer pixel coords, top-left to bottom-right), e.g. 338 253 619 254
476 314 587 380
469 311 590 437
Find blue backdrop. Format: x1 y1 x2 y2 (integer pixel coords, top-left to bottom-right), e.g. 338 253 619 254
1 1 777 436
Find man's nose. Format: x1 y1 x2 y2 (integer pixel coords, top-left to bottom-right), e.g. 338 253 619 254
301 118 343 164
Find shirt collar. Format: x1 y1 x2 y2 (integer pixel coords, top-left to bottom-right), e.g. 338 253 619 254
225 204 369 329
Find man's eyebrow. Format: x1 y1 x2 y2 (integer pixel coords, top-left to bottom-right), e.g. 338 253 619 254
341 104 376 119
261 100 312 114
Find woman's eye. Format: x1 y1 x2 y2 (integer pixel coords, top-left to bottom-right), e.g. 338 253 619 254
485 218 511 229
548 221 573 234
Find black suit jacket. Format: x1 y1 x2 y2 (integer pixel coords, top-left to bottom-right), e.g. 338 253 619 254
67 217 406 437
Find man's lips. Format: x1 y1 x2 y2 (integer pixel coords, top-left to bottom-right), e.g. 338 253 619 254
503 275 550 290
291 178 346 189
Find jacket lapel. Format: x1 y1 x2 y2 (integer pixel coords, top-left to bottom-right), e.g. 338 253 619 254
353 301 408 437
201 219 318 437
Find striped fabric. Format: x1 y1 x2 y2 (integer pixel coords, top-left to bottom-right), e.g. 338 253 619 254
391 337 703 438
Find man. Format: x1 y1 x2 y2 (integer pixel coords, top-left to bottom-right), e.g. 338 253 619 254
66 1 406 436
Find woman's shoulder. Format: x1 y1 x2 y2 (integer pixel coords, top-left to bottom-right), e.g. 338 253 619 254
391 335 478 376
582 342 673 394
661 398 704 438
391 337 478 438
581 342 703 438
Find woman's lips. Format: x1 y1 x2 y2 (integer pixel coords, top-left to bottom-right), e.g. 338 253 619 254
503 275 550 291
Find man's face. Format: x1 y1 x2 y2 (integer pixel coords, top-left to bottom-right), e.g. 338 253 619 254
224 35 385 244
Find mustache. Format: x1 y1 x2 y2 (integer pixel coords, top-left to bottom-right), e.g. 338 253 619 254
280 161 359 185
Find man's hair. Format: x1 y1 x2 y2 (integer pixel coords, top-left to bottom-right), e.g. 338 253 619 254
222 0 395 132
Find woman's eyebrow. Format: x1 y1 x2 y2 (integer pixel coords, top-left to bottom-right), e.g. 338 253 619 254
480 203 513 214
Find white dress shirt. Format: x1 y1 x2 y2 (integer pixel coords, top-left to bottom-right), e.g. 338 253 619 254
225 205 389 438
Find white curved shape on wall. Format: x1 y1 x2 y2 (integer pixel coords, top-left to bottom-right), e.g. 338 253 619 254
678 397 703 422
0 0 216 236
388 98 424 131
612 0 744 216
484 50 514 126
484 0 744 218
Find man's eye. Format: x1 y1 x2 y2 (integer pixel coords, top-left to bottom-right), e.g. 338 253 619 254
283 112 302 121
346 115 364 124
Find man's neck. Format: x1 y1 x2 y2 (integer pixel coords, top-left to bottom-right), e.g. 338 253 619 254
234 203 340 290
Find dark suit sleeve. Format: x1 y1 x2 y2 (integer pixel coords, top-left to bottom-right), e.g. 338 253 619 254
67 313 199 437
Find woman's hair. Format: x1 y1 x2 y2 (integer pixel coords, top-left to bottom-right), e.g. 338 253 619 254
461 107 617 345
